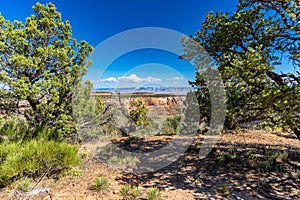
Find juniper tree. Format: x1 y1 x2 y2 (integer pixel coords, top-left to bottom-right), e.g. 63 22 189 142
0 3 93 140
181 0 300 138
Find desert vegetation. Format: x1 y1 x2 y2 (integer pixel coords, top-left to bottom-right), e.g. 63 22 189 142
181 0 300 139
0 1 90 194
0 0 299 199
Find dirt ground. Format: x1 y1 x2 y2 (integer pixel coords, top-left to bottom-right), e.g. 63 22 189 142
1 130 299 200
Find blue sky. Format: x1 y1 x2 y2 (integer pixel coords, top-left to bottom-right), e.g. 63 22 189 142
0 0 242 88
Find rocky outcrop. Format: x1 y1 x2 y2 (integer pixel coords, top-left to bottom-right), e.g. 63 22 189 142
123 96 185 115
1 94 187 117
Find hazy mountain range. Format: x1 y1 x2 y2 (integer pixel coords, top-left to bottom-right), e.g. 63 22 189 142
93 86 195 95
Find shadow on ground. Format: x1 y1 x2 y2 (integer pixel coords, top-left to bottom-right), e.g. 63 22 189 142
95 134 300 200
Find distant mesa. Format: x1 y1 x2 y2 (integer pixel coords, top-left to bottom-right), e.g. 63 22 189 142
93 86 194 95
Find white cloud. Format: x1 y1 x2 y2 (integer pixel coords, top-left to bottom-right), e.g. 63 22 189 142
167 76 184 81
143 76 162 82
98 77 117 82
120 74 161 83
117 74 142 83
99 74 162 83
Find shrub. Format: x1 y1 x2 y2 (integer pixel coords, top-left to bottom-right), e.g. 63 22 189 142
0 140 80 187
119 184 130 198
64 168 83 178
222 183 232 195
91 176 109 191
258 160 271 170
146 186 160 200
129 100 149 126
162 115 182 135
119 184 142 199
17 177 34 192
243 151 254 160
131 185 142 198
0 117 29 142
108 155 140 167
265 149 286 162
0 2 93 140
0 116 60 142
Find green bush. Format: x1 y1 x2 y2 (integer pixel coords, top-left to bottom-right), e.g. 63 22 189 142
0 116 60 142
146 186 160 200
17 177 34 192
119 184 142 199
0 140 80 187
258 160 271 170
119 184 130 198
129 100 149 126
162 115 182 135
0 3 93 140
131 185 142 198
0 117 29 142
91 176 109 191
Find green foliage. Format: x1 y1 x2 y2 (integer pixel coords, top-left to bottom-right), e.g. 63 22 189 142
0 116 60 142
182 91 202 133
73 83 117 142
0 2 93 140
222 183 232 195
146 186 160 200
264 148 289 164
92 97 115 136
217 154 228 163
0 117 29 142
217 148 237 163
243 151 254 160
119 184 142 199
194 178 202 185
258 160 271 170
91 176 109 191
72 80 95 128
119 184 130 198
243 148 289 170
108 155 140 166
0 139 80 187
129 100 149 127
64 168 83 178
162 115 182 135
95 97 113 124
73 81 101 141
131 185 143 198
17 178 34 192
181 0 300 138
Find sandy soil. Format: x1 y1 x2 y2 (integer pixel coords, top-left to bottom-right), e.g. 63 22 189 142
0 130 299 200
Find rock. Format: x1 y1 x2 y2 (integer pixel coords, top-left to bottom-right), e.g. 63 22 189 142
26 188 51 197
